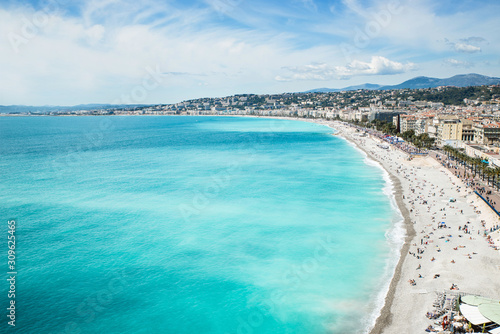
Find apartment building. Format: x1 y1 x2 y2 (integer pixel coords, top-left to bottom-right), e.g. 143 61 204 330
399 115 418 132
436 116 462 146
474 122 500 145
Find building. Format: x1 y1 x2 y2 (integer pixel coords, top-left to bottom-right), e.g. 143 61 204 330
369 110 406 123
460 119 475 142
474 122 500 145
436 117 462 146
399 115 418 132
414 117 432 135
464 144 500 168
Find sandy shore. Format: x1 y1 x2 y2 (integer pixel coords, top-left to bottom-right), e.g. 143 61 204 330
325 121 500 333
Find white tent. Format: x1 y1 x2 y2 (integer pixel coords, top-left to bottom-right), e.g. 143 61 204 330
460 303 491 325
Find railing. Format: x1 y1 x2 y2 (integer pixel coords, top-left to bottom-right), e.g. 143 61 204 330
474 191 500 218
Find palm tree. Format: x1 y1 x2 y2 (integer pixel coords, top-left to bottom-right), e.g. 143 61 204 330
477 158 487 179
471 157 481 177
485 167 494 186
444 145 455 161
442 145 450 158
494 167 500 191
464 155 473 174
454 151 462 167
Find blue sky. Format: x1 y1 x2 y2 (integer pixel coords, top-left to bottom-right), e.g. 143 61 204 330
1 0 499 105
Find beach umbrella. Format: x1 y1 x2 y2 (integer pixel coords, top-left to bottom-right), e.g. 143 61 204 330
462 295 498 306
459 303 491 325
479 302 500 325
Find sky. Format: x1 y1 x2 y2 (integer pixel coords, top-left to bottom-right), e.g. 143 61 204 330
1 0 499 105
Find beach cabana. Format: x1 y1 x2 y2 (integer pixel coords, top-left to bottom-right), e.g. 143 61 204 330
459 295 500 332
459 303 491 325
462 295 497 306
479 303 500 326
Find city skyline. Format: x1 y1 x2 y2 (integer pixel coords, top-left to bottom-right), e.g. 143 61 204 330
1 0 499 105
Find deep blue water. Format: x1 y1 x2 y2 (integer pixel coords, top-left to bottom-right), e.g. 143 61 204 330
0 116 401 334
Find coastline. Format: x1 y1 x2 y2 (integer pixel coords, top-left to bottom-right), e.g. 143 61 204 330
369 169 414 334
329 121 500 334
328 123 413 334
235 115 414 332
247 116 500 333
9 114 499 333
231 115 418 332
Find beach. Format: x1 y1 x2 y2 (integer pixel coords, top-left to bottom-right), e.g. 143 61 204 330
325 120 500 333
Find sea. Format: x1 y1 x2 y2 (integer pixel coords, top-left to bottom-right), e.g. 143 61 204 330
0 116 404 334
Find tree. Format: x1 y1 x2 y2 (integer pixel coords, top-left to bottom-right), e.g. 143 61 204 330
443 145 452 159
472 157 482 177
493 167 500 190
401 130 416 142
382 122 397 135
415 133 434 149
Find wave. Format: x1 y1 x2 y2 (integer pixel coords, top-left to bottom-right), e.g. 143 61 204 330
335 133 406 333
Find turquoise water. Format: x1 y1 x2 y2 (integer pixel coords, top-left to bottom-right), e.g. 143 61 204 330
0 116 401 334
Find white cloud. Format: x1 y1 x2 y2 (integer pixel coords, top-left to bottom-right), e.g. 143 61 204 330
335 56 416 77
334 1 498 59
453 42 481 53
443 58 473 68
1 0 500 105
444 36 485 54
341 0 368 17
276 56 416 81
85 24 105 45
0 4 339 105
204 0 243 16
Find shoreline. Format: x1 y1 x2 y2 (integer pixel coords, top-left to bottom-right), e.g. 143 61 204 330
233 115 415 332
228 115 422 332
332 124 414 334
369 169 415 334
9 114 499 332
244 116 500 333
329 121 500 334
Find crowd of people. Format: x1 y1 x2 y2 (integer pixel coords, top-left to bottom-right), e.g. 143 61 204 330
436 152 500 237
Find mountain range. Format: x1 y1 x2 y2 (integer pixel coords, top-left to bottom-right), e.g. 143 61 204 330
2 74 500 113
306 73 500 93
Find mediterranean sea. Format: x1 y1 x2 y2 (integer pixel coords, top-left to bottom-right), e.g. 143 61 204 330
0 116 402 333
